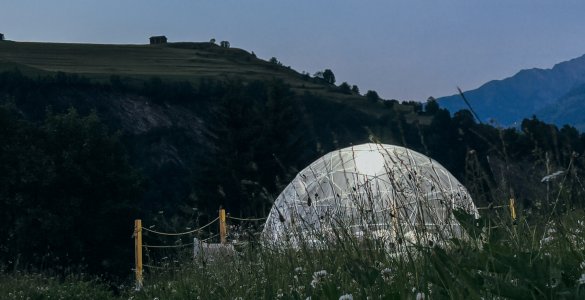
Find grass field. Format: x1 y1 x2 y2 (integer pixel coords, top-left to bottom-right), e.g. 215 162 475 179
0 41 282 80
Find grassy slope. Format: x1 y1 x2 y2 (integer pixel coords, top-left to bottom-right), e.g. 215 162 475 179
0 40 414 119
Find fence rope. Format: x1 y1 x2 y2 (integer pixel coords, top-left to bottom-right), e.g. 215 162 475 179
142 217 219 236
143 242 195 249
143 264 168 270
200 233 220 243
227 215 267 221
477 204 508 210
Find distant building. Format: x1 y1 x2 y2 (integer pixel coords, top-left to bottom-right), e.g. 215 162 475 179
220 41 230 48
149 36 167 45
0 33 4 41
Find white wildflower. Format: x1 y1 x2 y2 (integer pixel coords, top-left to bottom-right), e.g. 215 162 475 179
416 292 426 300
580 261 585 270
311 270 328 288
339 294 353 300
540 236 554 246
546 277 559 288
380 268 394 282
578 274 585 285
295 267 303 273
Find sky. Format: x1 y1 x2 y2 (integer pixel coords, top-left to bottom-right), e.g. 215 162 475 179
3 0 585 101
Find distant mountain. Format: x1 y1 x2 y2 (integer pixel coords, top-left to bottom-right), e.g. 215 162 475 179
437 54 585 129
536 82 585 130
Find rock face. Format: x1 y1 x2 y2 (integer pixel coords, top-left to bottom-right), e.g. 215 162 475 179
437 54 585 128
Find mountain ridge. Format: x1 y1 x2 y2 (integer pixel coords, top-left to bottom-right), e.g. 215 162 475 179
437 53 585 128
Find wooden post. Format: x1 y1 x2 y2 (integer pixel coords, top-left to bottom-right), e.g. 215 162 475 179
219 207 227 244
134 219 143 290
509 198 517 221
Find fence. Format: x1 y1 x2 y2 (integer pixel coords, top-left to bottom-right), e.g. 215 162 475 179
132 199 515 289
132 207 266 290
476 197 517 221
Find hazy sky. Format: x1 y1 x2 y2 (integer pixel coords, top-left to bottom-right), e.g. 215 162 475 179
3 1 585 101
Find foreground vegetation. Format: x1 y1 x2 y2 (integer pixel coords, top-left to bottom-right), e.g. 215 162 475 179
2 213 585 299
130 210 585 299
2 170 585 299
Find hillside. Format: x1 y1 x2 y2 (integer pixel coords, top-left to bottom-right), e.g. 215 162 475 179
0 40 417 119
437 54 585 128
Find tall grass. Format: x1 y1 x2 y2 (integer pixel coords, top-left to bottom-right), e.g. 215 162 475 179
0 271 117 299
122 209 585 299
2 147 585 299
121 146 585 299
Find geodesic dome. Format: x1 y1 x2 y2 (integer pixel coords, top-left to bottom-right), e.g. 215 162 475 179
262 143 478 247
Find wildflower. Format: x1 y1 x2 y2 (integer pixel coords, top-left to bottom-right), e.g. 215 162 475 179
540 236 554 246
311 270 328 288
295 267 303 273
578 274 585 285
546 277 559 288
158 210 164 214
339 294 353 300
580 261 585 270
380 268 394 283
416 292 426 300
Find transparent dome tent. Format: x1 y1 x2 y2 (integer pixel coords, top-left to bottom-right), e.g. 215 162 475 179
262 143 479 247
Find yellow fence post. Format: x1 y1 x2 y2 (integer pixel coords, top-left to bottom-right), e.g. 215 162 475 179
219 207 227 244
134 219 143 290
509 198 517 221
